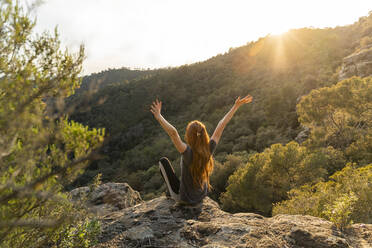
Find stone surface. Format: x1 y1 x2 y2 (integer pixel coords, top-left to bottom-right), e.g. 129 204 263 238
70 182 142 215
339 45 372 80
295 126 310 144
93 196 372 248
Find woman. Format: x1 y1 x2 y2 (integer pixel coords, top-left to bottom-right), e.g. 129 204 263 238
150 95 252 206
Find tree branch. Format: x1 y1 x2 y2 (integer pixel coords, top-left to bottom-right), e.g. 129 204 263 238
0 149 98 203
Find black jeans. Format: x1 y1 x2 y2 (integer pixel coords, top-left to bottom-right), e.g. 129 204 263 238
159 157 180 201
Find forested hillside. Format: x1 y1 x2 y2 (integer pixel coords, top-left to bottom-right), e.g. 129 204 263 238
65 67 159 113
69 12 372 223
75 67 159 93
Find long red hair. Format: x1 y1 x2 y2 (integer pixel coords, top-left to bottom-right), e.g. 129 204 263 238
185 120 214 190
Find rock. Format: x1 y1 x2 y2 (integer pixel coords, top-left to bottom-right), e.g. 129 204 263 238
287 227 348 248
339 45 372 80
70 182 142 215
295 126 310 144
93 196 372 248
70 186 90 201
123 225 154 240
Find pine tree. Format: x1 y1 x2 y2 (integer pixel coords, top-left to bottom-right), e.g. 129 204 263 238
0 1 104 247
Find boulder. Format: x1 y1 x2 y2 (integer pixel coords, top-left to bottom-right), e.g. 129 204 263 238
339 45 372 80
70 182 142 215
295 126 310 144
94 196 372 248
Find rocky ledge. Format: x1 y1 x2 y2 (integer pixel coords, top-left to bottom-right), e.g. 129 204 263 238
93 196 372 248
70 182 142 215
339 45 372 80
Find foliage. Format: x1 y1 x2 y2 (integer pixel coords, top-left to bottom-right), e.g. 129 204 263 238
60 218 101 248
0 1 104 247
297 77 372 153
273 164 372 225
219 142 344 215
209 152 249 201
322 192 358 230
345 130 372 166
76 67 157 93
222 76 371 216
89 173 102 192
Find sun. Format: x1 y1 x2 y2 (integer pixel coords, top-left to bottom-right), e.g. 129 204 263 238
269 26 289 36
267 20 292 36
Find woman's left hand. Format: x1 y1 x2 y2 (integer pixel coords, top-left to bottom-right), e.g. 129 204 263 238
150 99 162 118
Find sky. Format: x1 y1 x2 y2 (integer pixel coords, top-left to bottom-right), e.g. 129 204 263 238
27 0 372 75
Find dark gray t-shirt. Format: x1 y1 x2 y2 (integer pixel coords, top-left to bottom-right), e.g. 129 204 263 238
179 139 217 204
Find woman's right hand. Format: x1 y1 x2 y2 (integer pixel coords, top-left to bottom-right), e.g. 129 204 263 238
234 94 253 108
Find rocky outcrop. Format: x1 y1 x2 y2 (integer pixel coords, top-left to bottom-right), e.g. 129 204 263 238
94 196 372 248
70 182 142 215
339 45 372 80
295 126 310 144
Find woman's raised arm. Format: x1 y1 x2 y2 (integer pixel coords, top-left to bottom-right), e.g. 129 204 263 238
150 99 187 153
211 95 253 144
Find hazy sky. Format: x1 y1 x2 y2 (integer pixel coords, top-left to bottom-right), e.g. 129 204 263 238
29 0 371 75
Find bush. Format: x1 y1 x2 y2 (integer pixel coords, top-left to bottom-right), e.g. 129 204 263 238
273 164 372 225
60 218 101 248
297 77 372 151
209 152 249 201
322 192 358 230
220 142 343 215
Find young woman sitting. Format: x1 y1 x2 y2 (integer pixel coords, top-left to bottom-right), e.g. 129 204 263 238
150 95 252 206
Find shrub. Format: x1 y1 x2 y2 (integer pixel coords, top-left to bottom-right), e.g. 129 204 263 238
273 164 372 225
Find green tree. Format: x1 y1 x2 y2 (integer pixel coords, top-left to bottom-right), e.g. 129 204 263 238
0 1 104 247
273 164 372 225
322 192 358 230
346 130 372 166
220 142 343 215
209 152 249 201
297 77 372 153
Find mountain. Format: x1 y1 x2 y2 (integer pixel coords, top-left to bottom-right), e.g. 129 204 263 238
67 12 372 209
77 67 158 93
66 67 160 112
